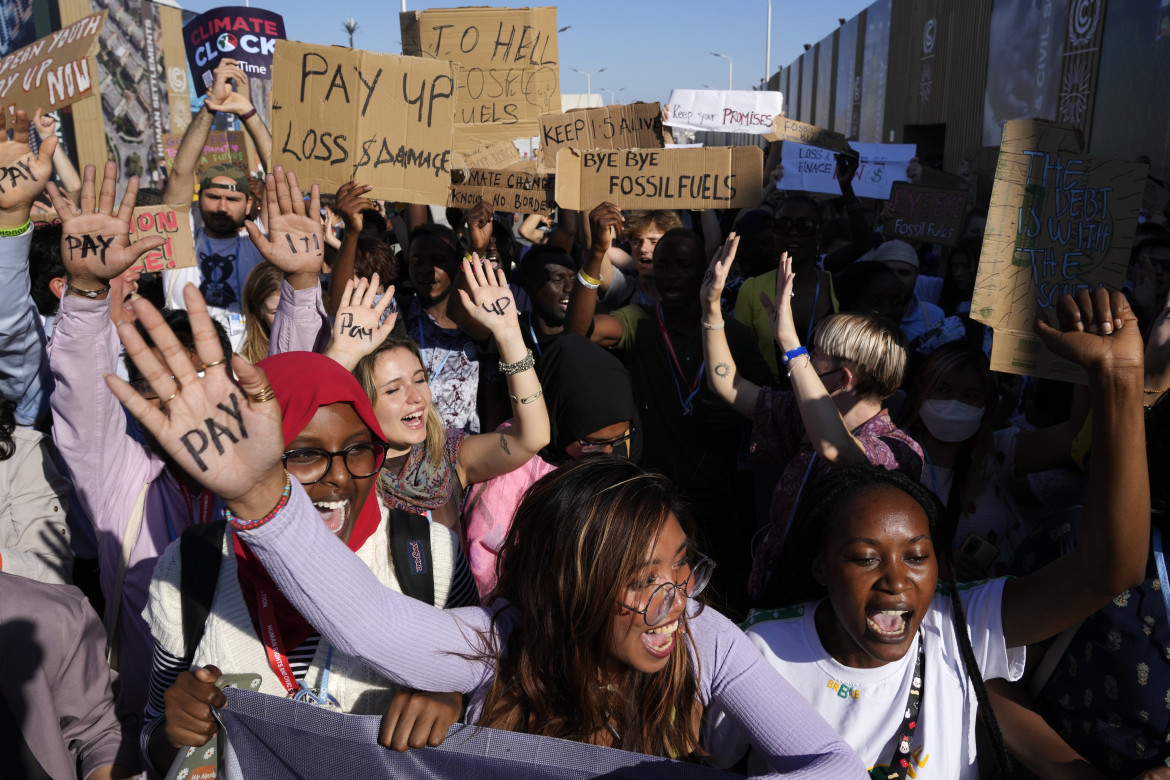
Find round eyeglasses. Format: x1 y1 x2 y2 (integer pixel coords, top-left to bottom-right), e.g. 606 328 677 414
619 556 716 626
281 441 387 485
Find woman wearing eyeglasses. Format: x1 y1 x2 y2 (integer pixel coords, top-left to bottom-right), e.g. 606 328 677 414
463 334 641 597
139 351 478 774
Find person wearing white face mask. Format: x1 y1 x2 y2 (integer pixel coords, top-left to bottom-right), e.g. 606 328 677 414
900 339 1090 580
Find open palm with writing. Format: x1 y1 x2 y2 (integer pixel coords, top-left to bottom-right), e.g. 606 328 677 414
0 109 55 222
326 274 398 372
47 161 164 285
458 255 521 341
246 166 324 281
107 285 287 515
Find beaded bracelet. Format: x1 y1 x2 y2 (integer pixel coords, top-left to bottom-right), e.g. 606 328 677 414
0 219 32 237
224 471 292 531
499 349 535 375
509 387 544 405
575 270 601 290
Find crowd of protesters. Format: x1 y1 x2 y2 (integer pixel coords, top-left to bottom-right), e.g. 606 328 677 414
3 54 1170 780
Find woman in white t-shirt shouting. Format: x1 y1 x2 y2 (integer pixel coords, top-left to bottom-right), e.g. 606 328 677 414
708 287 1149 779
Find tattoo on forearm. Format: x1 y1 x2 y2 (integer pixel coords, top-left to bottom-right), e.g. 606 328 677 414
499 433 511 455
714 362 732 379
482 297 511 316
179 392 249 472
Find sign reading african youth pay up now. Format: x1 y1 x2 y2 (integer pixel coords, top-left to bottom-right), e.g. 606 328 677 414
0 12 105 117
970 119 1147 382
270 40 457 204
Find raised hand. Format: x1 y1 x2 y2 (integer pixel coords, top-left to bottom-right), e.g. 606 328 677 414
701 232 739 314
106 285 287 519
464 199 494 255
457 255 521 341
204 59 253 116
335 179 375 234
0 108 56 227
245 166 323 289
588 201 623 256
378 689 463 751
1034 287 1143 377
760 252 800 350
47 162 164 290
326 274 398 371
162 666 226 749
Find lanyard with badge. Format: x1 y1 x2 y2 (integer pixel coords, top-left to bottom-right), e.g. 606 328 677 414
256 587 339 708
655 304 704 415
162 483 216 543
882 631 925 780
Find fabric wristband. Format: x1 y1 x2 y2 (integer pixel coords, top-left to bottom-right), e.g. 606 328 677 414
239 107 257 122
0 219 32 237
781 346 808 365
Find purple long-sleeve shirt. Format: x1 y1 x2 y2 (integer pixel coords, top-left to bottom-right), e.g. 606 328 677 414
268 279 330 355
48 293 221 733
239 483 867 778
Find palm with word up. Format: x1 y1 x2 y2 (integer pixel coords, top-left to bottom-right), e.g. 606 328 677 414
457 255 522 343
245 166 324 289
0 109 56 228
46 161 164 289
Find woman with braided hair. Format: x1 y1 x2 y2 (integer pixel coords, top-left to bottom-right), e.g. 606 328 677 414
707 287 1150 779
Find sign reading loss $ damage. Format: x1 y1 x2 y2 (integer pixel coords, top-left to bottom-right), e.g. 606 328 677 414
270 40 457 204
0 12 105 116
555 146 762 210
971 119 1146 382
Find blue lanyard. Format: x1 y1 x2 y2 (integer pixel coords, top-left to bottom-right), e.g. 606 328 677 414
527 318 543 358
417 318 455 380
1152 527 1170 622
667 361 705 416
293 644 338 708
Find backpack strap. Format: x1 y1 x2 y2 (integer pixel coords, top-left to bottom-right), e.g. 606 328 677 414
179 520 227 658
104 480 151 669
387 509 435 606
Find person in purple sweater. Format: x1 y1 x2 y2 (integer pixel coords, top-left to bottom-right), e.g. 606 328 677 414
100 173 869 777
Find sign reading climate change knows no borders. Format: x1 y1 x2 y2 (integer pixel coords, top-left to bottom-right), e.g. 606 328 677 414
663 89 783 135
184 6 286 90
270 40 457 205
555 146 763 210
0 11 105 117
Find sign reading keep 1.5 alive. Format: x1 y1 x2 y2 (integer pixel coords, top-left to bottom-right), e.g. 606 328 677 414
184 6 286 91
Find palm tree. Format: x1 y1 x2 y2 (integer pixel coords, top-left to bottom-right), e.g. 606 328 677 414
343 18 359 49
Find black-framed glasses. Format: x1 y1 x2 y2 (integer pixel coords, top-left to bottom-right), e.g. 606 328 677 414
281 441 387 485
816 366 844 381
577 426 636 455
131 371 205 400
771 217 820 237
619 556 716 626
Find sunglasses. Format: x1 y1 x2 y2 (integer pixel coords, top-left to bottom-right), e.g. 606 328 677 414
576 426 635 455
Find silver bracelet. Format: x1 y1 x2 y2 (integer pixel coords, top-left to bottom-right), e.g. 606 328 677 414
499 349 535 375
700 319 725 330
509 386 544 405
575 271 601 290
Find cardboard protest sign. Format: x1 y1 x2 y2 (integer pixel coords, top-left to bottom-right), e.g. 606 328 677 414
0 12 105 116
765 115 852 154
270 40 457 204
183 6 286 91
128 204 195 272
555 146 762 210
970 119 1147 382
882 182 967 246
779 141 915 200
400 7 560 151
449 167 555 216
537 102 663 172
451 140 522 171
663 89 783 135
162 130 250 186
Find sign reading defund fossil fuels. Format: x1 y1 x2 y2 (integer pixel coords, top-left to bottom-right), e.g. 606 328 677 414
971 119 1147 382
270 40 457 203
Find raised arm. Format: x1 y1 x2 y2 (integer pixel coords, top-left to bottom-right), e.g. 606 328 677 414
161 85 215 205
1001 289 1148 648
821 153 873 274
454 257 550 485
104 296 495 694
322 180 376 315
766 254 868 464
33 108 80 206
323 274 397 372
0 109 56 425
563 202 625 347
203 59 272 172
700 234 761 418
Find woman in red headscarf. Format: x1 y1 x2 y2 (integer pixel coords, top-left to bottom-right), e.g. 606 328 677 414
140 352 475 772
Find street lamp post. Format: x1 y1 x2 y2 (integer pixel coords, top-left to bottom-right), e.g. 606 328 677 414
710 52 732 90
571 67 606 101
601 87 625 105
765 0 772 86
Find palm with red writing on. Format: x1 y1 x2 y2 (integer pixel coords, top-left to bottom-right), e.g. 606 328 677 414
245 166 323 289
0 109 56 228
46 161 164 289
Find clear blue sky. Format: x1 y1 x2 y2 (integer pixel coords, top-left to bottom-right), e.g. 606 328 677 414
179 0 874 105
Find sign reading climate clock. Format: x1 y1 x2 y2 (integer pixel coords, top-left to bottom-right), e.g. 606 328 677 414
183 6 286 90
